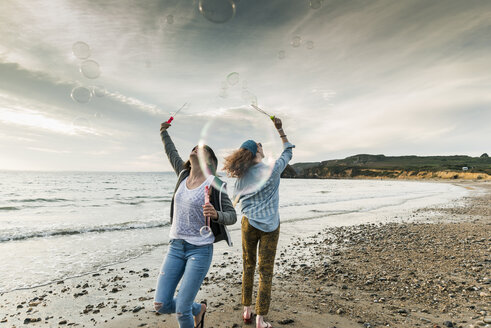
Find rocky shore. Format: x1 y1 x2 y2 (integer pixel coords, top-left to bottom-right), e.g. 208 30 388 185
199 184 490 328
0 183 489 328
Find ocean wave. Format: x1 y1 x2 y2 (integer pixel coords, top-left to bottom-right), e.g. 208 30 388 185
278 193 410 209
114 196 171 205
0 206 20 211
1 243 168 294
10 197 70 203
116 200 146 205
0 221 170 243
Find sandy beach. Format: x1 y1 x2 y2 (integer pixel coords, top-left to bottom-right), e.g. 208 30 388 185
1 181 489 328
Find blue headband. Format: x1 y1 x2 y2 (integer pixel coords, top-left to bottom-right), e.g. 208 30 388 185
240 140 257 157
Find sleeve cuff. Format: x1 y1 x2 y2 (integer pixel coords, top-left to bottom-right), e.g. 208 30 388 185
214 211 223 224
283 142 295 149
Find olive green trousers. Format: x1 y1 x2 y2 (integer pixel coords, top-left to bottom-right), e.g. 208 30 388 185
241 216 280 315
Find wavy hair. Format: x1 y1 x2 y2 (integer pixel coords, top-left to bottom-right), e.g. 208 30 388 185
223 148 256 178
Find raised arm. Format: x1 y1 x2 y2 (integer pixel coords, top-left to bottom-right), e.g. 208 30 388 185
272 117 294 175
274 117 289 144
160 122 184 176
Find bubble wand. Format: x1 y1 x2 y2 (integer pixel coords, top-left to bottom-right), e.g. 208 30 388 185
251 104 275 121
166 102 188 124
200 186 212 237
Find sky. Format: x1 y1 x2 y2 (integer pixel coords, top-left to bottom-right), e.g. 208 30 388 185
0 0 490 171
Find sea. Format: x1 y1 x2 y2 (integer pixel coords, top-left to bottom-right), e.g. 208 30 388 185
0 171 468 294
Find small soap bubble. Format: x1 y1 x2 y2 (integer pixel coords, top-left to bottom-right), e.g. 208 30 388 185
242 80 248 89
166 14 174 24
71 86 92 103
219 89 228 98
80 60 101 79
199 226 212 237
306 40 314 50
278 50 286 59
221 81 229 90
92 85 106 97
291 36 302 48
309 0 321 9
241 90 257 106
227 72 240 86
199 0 236 24
94 112 103 119
72 41 90 59
72 117 91 130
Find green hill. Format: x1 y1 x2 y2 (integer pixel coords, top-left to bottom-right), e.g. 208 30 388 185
284 154 491 180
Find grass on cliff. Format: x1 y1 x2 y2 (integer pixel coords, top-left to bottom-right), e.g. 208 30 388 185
292 154 491 176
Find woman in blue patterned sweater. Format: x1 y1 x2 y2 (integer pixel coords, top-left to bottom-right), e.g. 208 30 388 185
223 117 294 328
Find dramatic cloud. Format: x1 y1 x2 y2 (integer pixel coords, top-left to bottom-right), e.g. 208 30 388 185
0 0 490 171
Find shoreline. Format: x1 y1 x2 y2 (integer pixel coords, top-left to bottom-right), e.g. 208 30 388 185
0 181 489 327
285 175 491 181
0 179 464 295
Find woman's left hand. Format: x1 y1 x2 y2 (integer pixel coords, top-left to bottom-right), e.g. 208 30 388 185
273 117 282 130
202 203 218 220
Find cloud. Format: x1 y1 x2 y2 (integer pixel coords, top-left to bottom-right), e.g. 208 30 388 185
0 104 81 136
27 147 72 154
0 0 490 170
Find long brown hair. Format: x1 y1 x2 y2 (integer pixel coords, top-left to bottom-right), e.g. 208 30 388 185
223 148 255 178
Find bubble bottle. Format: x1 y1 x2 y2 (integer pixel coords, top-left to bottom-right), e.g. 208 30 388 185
200 186 213 237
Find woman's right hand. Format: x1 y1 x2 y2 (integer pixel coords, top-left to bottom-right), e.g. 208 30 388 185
160 122 171 133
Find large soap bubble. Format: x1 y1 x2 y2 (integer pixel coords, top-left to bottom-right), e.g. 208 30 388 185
80 60 101 79
71 86 92 103
72 41 90 59
227 72 240 86
198 108 280 198
199 0 236 24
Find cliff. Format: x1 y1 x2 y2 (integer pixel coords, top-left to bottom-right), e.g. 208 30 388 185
287 154 491 180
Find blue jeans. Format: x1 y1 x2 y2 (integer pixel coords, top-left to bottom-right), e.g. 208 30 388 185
154 239 213 328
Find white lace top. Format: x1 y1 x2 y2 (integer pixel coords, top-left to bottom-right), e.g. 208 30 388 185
169 175 215 246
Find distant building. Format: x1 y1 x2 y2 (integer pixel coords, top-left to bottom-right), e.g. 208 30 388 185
462 167 469 171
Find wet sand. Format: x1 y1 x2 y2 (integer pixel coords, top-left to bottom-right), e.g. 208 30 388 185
1 182 489 328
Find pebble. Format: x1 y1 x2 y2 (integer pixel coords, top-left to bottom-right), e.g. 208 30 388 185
23 317 41 324
132 306 143 313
